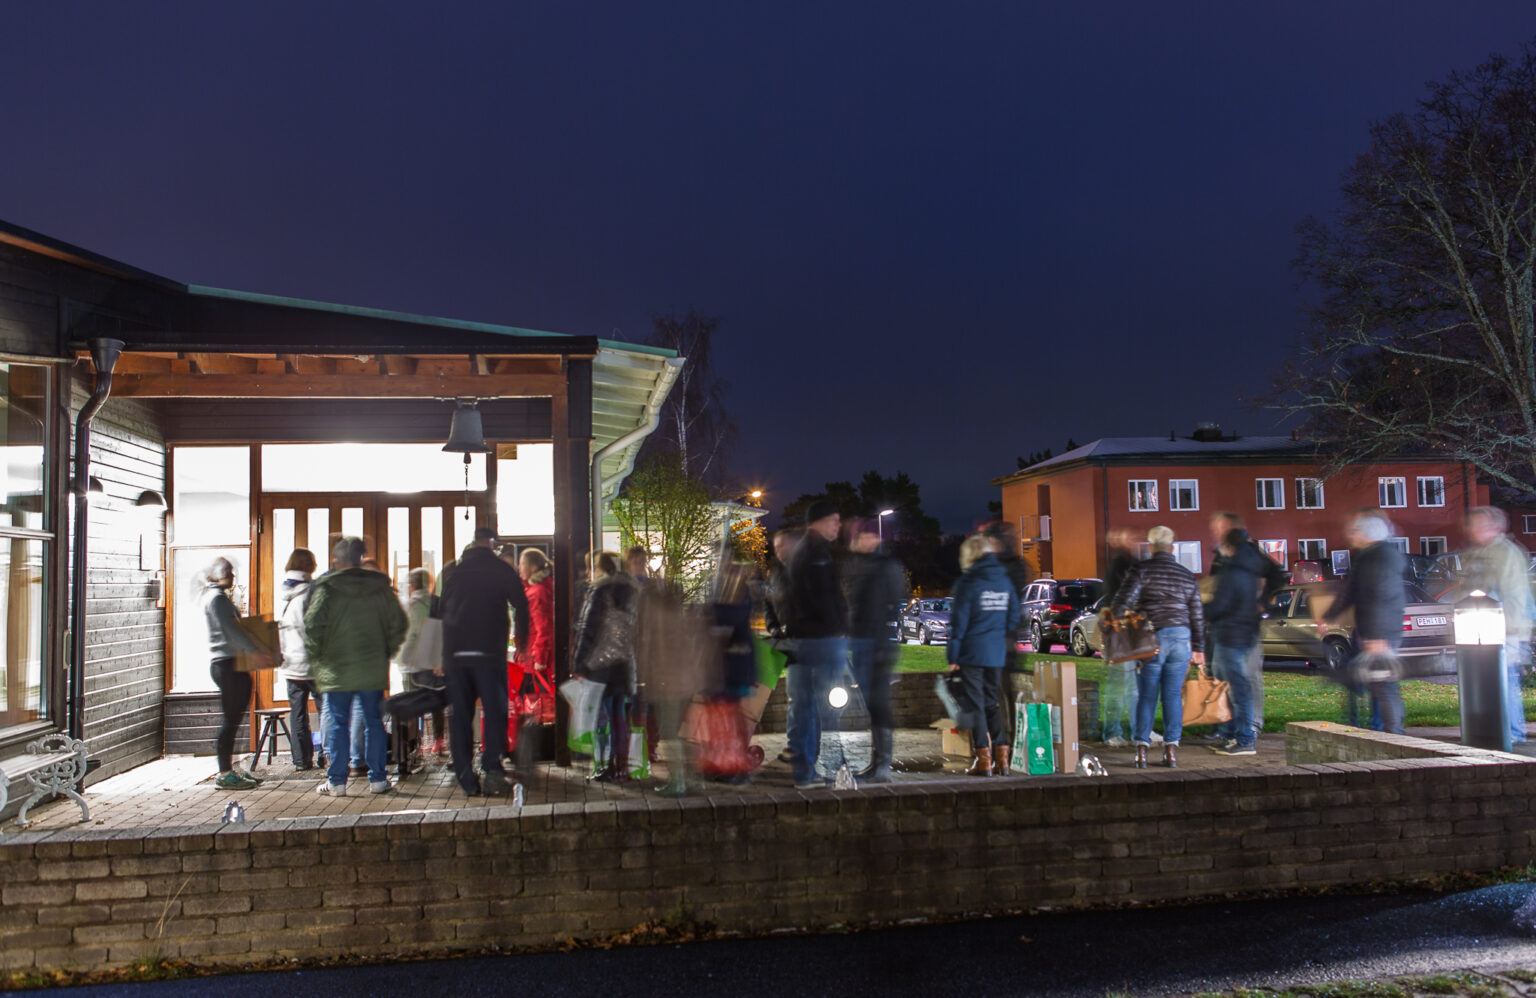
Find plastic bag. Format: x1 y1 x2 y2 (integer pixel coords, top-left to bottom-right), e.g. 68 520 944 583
559 675 605 755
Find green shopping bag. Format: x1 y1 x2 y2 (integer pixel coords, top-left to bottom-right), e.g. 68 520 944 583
752 635 788 690
1025 701 1055 775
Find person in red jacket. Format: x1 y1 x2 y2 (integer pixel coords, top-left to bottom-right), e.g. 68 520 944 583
507 547 555 770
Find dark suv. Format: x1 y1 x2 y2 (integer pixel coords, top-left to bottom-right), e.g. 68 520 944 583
1021 578 1103 652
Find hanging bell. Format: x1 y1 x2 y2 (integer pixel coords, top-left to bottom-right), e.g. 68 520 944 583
442 400 492 454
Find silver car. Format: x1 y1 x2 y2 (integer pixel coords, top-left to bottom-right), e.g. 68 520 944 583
1067 596 1109 658
1260 582 1456 673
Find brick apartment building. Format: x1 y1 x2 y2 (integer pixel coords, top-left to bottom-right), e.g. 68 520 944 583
991 425 1491 581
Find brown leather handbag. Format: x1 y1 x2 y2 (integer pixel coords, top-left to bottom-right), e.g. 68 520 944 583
1101 610 1160 665
1181 663 1232 726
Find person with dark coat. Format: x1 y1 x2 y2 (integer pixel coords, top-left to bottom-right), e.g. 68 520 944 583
1203 528 1273 755
1098 527 1143 746
947 535 1021 776
573 551 639 782
1111 525 1206 769
842 518 907 783
439 526 529 797
1207 512 1285 738
785 501 848 790
982 521 1030 671
1319 509 1407 734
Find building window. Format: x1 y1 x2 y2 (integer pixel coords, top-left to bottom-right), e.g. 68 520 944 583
170 446 253 694
1255 478 1284 510
1169 479 1199 511
1298 538 1327 562
1388 536 1410 553
1172 541 1202 574
1416 476 1445 507
1296 478 1325 509
1128 480 1157 512
1524 514 1536 535
1378 477 1407 508
1258 539 1287 566
0 362 55 736
1420 536 1448 557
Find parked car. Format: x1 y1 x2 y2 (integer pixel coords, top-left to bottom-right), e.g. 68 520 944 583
1259 582 1456 673
897 597 951 645
1068 595 1108 657
1021 578 1103 652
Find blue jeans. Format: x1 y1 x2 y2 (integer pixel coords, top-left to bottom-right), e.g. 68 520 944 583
318 697 367 765
788 637 845 783
1211 641 1256 747
321 690 387 786
1503 638 1529 746
1101 660 1139 740
1134 626 1190 747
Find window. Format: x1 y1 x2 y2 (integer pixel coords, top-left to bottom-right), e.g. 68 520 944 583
1169 479 1199 511
1420 536 1448 557
1298 538 1327 562
1128 480 1157 511
1388 536 1410 553
1416 476 1445 507
1258 539 1287 566
1255 478 1284 510
0 363 55 734
1296 478 1325 509
496 443 555 535
261 444 487 493
1524 514 1536 535
171 446 253 693
1378 477 1407 508
1172 541 1202 574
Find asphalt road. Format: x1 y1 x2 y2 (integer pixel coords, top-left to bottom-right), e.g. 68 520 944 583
46 884 1536 998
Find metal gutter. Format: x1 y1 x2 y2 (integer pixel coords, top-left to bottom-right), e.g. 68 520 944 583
588 354 685 557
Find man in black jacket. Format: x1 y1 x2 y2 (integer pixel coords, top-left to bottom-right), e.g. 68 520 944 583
440 526 529 796
785 501 847 789
1319 509 1407 734
1205 527 1275 755
843 519 906 783
1207 512 1285 740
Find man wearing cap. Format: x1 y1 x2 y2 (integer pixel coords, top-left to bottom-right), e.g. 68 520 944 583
440 525 529 796
785 500 848 789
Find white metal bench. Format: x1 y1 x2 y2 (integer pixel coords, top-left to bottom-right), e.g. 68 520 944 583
0 734 90 834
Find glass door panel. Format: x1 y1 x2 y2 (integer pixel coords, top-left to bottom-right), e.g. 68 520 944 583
306 508 330 557
421 507 444 577
387 506 411 595
170 546 249 693
272 509 295 572
453 506 477 561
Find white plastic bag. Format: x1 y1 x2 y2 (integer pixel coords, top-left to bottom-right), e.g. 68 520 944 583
559 676 605 755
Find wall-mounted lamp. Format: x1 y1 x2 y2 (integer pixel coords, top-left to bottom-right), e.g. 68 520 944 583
68 476 105 500
135 490 167 510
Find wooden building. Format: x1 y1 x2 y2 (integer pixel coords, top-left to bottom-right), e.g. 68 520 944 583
0 218 679 802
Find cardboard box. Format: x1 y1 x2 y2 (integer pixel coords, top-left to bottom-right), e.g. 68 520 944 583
1032 660 1079 774
739 682 774 727
930 718 972 757
233 616 278 672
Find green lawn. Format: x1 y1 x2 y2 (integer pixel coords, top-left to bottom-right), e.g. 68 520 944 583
894 645 1532 732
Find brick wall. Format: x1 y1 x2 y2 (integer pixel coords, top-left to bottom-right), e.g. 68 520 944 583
4 731 1534 974
1285 721 1497 765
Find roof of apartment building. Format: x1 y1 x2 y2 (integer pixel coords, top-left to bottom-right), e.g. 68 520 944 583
990 425 1321 486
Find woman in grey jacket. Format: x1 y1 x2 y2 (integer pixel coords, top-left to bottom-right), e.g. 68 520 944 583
203 558 274 789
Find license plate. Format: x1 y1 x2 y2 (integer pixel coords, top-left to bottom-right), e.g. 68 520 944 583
1414 615 1447 627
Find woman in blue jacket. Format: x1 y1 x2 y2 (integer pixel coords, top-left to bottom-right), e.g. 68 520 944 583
947 535 1022 775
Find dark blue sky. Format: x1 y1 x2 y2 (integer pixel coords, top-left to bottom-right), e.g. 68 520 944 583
3 2 1533 529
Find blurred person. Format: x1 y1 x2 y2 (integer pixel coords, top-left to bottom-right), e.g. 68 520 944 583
573 552 640 782
1317 509 1407 734
509 547 555 772
440 525 529 797
203 557 275 789
764 528 803 766
1098 527 1143 747
305 537 408 796
1207 512 1284 740
785 502 847 790
981 521 1029 672
947 535 1021 776
1461 506 1533 746
397 568 446 757
1204 528 1271 756
634 573 710 795
842 517 906 782
276 548 318 771
1112 526 1205 769
626 545 651 583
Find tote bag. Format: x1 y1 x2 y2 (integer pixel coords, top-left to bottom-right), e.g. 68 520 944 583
1181 664 1232 726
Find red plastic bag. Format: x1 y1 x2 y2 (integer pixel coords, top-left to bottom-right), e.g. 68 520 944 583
687 699 757 778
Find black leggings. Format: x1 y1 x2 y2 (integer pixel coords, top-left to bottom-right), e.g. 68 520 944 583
210 658 252 772
959 665 1005 750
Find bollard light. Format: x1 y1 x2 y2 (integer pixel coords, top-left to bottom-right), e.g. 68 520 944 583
828 685 849 709
1454 590 1506 646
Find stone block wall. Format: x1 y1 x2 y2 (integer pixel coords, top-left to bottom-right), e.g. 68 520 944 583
1285 721 1497 765
4 739 1535 974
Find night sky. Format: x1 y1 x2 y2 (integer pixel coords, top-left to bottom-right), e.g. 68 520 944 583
4 2 1534 530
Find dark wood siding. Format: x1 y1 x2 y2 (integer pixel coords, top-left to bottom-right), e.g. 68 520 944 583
77 386 167 780
157 397 553 443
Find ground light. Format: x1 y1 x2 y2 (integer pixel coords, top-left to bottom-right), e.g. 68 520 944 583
1454 589 1509 751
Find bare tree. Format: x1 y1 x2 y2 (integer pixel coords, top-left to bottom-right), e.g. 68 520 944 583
1286 40 1536 491
644 309 734 487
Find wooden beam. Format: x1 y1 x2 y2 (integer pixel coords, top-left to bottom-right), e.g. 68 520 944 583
109 372 569 399
281 354 331 375
185 352 258 375
473 354 490 376
382 355 417 376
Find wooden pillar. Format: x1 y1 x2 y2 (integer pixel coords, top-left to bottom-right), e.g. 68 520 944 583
550 358 593 767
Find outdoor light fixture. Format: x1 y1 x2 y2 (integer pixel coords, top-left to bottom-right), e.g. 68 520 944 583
68 476 104 500
1455 589 1509 751
750 490 763 500
878 507 895 542
442 400 491 517
828 685 849 710
135 489 166 509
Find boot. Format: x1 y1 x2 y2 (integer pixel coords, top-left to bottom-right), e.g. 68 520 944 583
994 744 1012 777
858 728 893 783
965 746 993 776
1162 744 1178 769
1134 744 1148 769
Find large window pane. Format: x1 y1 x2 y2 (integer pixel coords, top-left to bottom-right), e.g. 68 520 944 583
0 364 49 532
170 546 249 693
387 506 410 595
421 507 444 576
496 443 554 535
172 447 250 545
0 537 47 727
261 444 486 493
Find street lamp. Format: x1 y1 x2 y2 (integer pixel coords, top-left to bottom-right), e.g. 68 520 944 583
1454 589 1509 751
878 508 894 543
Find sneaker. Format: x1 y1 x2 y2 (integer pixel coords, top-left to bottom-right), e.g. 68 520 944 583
214 772 248 790
482 772 511 796
234 767 263 785
1212 743 1257 756
369 779 394 794
316 781 347 797
793 776 829 790
1193 732 1227 744
1103 736 1128 747
776 748 795 764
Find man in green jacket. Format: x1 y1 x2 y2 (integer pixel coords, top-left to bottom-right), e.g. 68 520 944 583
305 536 408 796
1462 507 1534 747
